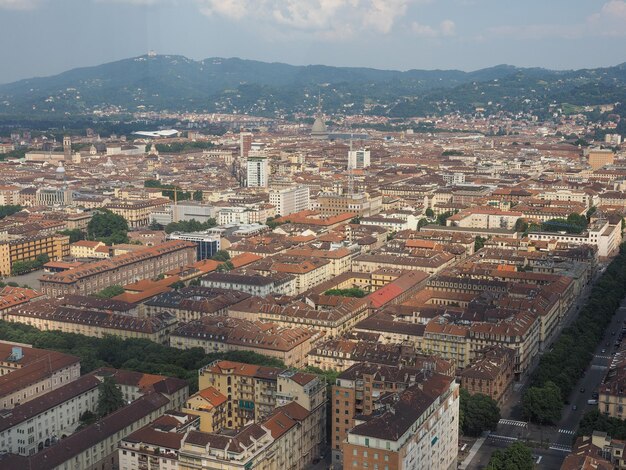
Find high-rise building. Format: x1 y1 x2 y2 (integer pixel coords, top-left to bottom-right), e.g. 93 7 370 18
269 185 310 216
348 147 371 169
239 131 253 158
247 155 268 187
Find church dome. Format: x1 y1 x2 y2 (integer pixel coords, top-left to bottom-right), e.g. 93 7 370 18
311 115 328 139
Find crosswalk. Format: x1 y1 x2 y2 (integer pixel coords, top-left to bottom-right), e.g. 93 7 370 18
498 419 527 427
591 365 608 370
558 429 576 435
594 355 612 360
488 434 518 444
549 444 573 453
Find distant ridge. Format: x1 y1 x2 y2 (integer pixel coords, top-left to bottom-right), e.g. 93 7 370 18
1 54 625 118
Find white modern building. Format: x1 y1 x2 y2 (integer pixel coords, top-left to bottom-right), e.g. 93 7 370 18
247 155 268 188
348 148 371 170
269 185 310 217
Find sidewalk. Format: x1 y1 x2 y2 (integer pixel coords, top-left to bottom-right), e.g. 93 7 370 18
459 436 486 470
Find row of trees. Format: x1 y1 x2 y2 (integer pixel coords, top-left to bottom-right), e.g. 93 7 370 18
323 288 367 298
579 409 626 439
11 254 49 275
94 285 125 299
523 244 626 424
154 141 214 153
163 218 217 234
144 179 203 202
0 204 23 219
540 213 589 234
0 319 285 393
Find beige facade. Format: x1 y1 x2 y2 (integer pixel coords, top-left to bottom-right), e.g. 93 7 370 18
0 234 70 276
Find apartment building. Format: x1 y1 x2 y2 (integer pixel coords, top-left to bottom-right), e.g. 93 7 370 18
118 412 199 470
197 360 326 443
0 234 70 276
39 240 196 296
0 392 171 470
269 185 310 216
0 374 100 456
331 362 454 465
182 387 227 432
144 286 251 322
342 373 459 470
105 198 170 228
201 270 296 297
459 346 515 405
529 218 622 259
229 295 370 338
0 343 81 410
170 316 320 367
69 240 108 259
7 299 177 344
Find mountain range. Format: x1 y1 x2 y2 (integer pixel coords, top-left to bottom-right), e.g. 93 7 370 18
1 54 625 119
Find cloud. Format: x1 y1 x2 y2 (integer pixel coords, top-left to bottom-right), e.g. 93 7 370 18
0 0 41 9
587 0 626 36
195 0 417 38
411 19 456 37
487 1 626 40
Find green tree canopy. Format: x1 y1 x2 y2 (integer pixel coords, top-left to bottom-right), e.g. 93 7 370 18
164 218 216 234
425 208 435 218
459 388 501 436
324 288 367 298
58 228 85 243
94 285 125 299
96 376 125 417
212 250 231 262
0 205 23 219
522 381 563 424
87 209 129 245
485 442 534 470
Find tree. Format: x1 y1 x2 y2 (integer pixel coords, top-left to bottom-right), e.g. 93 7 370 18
522 381 562 424
417 218 429 230
11 254 50 275
425 208 435 218
587 206 597 220
59 229 84 243
324 288 367 298
212 250 231 262
0 205 23 219
149 220 164 231
216 260 234 272
514 218 528 233
170 281 186 290
485 442 534 470
94 285 125 299
437 212 451 226
459 388 500 436
164 218 216 234
193 190 203 201
96 376 125 417
87 209 129 245
350 216 361 224
474 236 487 252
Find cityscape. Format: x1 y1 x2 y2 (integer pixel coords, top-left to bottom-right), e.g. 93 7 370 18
1 1 626 470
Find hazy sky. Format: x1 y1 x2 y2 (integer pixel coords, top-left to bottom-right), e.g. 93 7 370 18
1 0 625 84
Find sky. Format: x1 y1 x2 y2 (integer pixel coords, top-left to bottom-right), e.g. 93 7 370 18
1 0 626 84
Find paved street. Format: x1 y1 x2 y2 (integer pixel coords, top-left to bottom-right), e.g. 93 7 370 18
464 264 626 469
